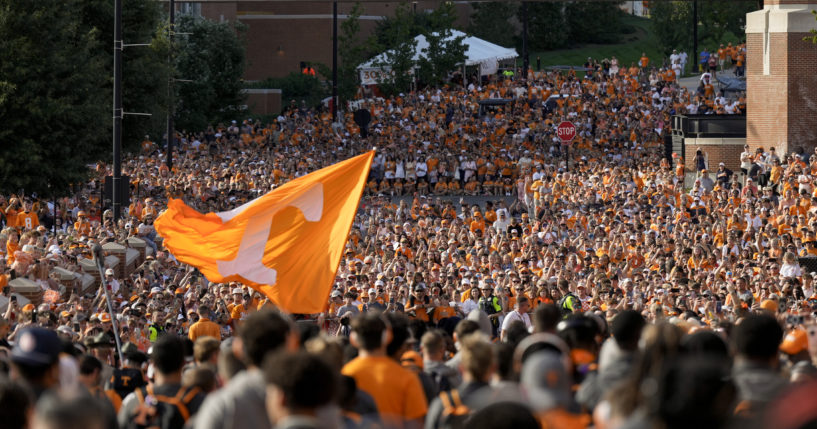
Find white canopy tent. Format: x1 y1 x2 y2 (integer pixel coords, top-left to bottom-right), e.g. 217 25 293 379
358 30 518 85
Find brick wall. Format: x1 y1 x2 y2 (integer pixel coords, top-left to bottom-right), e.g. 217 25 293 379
746 4 817 157
683 139 745 173
785 32 817 153
198 1 473 80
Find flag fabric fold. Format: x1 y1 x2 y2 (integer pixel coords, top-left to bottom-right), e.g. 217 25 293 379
155 151 374 314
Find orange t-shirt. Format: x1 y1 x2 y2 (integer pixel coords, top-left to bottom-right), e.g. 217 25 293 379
342 355 428 426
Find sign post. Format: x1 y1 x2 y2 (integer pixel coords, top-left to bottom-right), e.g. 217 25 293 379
557 121 576 171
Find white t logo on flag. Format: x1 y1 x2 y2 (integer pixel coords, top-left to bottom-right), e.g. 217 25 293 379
216 183 324 284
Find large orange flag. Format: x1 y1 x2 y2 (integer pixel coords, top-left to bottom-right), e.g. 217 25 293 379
155 151 374 314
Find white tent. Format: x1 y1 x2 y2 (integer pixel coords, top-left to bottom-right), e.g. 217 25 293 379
358 30 518 85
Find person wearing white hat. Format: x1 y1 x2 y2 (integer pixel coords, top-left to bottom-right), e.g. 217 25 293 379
104 268 120 296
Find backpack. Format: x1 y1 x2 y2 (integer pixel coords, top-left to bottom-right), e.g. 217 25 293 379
558 293 579 317
429 367 452 394
438 389 471 429
127 385 201 429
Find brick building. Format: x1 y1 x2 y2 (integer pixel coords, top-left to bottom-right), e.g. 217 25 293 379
186 1 470 81
746 0 817 156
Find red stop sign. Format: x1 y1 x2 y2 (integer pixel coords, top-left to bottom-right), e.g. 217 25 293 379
557 121 577 145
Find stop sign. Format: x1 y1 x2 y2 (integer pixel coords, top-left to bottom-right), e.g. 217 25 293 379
557 121 577 145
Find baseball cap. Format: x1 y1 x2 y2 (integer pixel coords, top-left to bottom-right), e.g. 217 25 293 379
760 299 779 313
520 351 572 411
330 290 341 298
367 288 377 295
99 313 112 323
12 327 62 367
105 268 114 276
780 329 808 355
232 287 243 294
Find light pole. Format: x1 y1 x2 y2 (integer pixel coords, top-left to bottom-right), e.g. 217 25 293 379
332 0 338 122
522 1 529 79
112 0 123 223
167 0 175 170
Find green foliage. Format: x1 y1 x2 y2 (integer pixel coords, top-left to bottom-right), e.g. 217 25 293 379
337 2 374 104
250 72 327 112
651 0 755 56
0 0 108 195
650 1 694 56
807 10 817 44
698 1 755 46
371 2 421 94
418 28 467 86
528 16 661 70
523 2 624 51
78 0 169 152
524 3 568 50
468 2 518 48
174 16 247 132
370 2 465 94
564 2 624 44
416 3 466 86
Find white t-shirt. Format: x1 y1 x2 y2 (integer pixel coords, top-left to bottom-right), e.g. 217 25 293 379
780 263 802 278
501 310 531 333
416 162 428 177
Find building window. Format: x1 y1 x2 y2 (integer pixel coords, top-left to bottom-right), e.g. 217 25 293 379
178 2 202 18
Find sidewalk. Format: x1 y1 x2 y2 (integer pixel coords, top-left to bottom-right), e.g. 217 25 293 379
677 68 740 92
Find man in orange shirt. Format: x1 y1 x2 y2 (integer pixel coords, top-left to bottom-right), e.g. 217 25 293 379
639 52 649 69
342 313 427 428
188 306 221 342
16 201 39 231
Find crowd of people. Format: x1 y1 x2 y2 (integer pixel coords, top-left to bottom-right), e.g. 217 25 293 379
0 53 813 429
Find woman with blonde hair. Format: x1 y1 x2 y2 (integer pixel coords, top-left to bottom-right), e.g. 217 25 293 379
780 251 802 278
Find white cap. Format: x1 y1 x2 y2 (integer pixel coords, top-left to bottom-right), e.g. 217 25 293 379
105 268 114 276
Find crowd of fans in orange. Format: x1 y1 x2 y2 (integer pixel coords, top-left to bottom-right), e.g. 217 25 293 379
0 57 815 429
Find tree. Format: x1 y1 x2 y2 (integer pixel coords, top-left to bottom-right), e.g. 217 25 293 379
698 1 755 47
252 72 326 111
417 3 466 86
78 0 170 152
468 2 518 48
371 2 419 94
370 2 466 93
418 28 466 86
174 16 247 132
0 0 108 195
651 1 694 56
337 2 374 103
524 2 568 50
565 2 623 44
